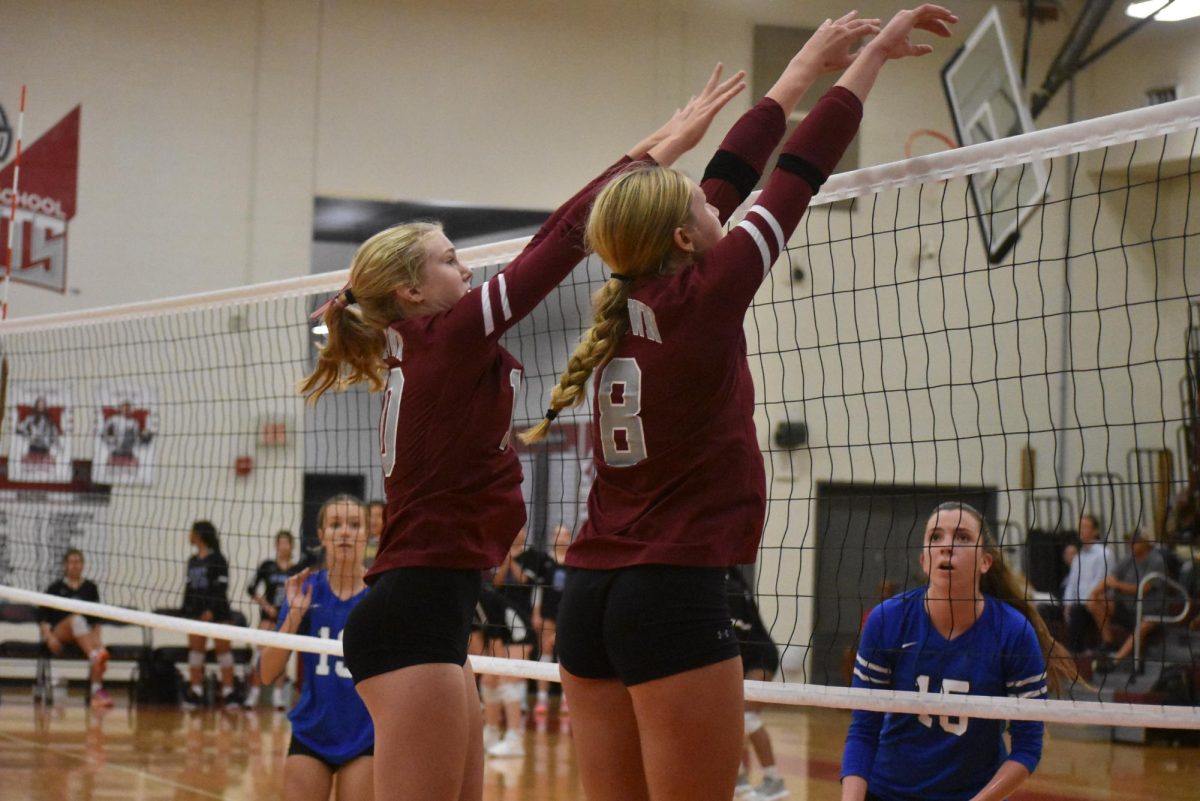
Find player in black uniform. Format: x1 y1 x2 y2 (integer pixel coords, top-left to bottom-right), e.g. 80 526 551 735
727 569 786 801
476 531 538 758
244 530 295 709
514 525 570 717
182 520 238 709
39 549 112 708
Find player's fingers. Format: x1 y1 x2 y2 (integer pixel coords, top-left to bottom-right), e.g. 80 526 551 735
702 62 723 95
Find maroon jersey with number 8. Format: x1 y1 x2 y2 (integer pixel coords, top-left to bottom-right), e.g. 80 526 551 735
568 88 863 569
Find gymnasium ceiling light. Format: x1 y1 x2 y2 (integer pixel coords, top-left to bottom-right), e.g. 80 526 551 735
1125 0 1200 21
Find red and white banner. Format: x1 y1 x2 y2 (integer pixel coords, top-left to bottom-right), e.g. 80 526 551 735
92 383 158 486
0 106 80 293
8 381 73 483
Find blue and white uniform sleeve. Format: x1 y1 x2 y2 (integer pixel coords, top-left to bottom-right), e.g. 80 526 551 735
1003 620 1048 774
841 606 892 782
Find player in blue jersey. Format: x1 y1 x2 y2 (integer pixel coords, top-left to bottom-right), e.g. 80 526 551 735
841 502 1075 801
261 495 373 801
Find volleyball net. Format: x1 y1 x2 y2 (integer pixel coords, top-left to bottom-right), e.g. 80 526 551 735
1 94 1199 731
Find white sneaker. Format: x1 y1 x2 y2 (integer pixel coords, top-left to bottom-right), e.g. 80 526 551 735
242 686 260 709
482 725 501 750
734 772 755 798
750 776 788 801
273 682 291 711
486 731 525 758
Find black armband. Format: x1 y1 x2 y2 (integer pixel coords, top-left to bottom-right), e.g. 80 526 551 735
702 150 760 199
776 153 827 194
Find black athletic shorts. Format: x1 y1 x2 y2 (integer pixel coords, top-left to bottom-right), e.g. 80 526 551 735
740 638 780 675
556 565 740 686
288 735 373 770
342 567 480 684
474 586 536 647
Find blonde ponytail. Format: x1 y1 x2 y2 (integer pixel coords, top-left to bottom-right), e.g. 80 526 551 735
298 223 441 404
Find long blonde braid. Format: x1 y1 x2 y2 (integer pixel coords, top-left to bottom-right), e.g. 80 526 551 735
521 165 693 444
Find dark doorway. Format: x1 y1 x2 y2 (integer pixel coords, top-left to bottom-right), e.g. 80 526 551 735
810 483 997 686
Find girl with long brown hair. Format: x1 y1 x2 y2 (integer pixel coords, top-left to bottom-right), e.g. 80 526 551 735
841 501 1074 801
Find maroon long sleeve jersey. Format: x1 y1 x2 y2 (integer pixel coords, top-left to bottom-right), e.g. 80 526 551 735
366 156 638 578
567 87 863 570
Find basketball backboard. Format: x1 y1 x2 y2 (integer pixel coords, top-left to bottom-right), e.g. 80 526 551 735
942 7 1047 263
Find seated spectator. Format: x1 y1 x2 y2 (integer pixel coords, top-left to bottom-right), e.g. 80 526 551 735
38 548 112 708
1061 513 1115 653
1089 527 1168 672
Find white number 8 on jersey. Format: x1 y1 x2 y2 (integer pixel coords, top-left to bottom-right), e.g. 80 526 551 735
598 357 647 467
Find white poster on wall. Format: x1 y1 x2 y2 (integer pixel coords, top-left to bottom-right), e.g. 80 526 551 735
92 384 157 486
8 382 73 483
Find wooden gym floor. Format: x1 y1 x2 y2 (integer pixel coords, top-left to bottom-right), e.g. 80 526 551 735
0 688 1196 800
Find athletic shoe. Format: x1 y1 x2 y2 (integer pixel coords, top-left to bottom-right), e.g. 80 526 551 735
750 776 789 801
181 687 205 711
242 686 260 709
222 688 245 710
89 688 114 709
482 725 501 751
273 682 292 711
734 772 755 798
486 731 525 758
533 698 549 718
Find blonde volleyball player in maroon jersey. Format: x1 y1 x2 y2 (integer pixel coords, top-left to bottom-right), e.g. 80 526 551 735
523 8 957 800
299 68 748 801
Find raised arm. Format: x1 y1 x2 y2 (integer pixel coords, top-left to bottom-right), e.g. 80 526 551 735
835 5 957 104
699 6 955 317
699 13 880 222
444 66 746 345
260 570 312 684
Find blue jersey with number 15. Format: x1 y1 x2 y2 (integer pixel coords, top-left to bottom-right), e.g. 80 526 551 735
841 587 1046 801
279 570 373 762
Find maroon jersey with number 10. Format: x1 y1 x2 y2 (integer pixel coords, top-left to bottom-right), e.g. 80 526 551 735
366 156 639 580
568 87 863 570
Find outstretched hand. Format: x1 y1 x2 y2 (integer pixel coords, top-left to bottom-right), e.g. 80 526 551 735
634 63 746 166
870 4 957 60
800 11 882 74
284 568 313 620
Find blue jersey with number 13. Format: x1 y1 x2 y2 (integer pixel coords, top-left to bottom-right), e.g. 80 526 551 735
279 570 373 762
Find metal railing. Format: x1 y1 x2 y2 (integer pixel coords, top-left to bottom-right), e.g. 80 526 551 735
1132 571 1193 672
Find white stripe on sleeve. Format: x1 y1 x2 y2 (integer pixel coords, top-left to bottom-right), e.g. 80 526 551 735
497 273 512 321
856 654 891 675
735 219 771 278
480 279 495 336
1006 672 1047 689
746 204 784 253
852 668 891 686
